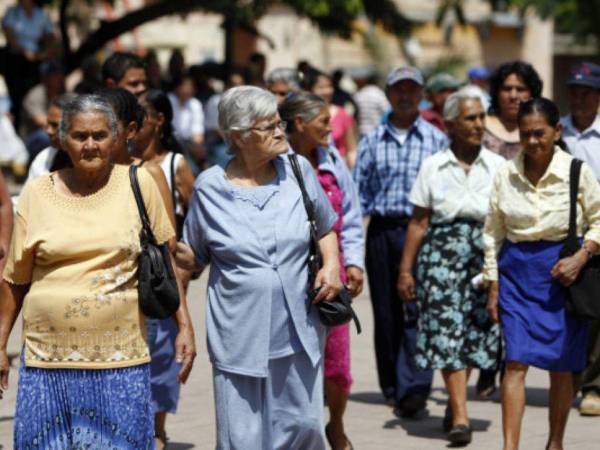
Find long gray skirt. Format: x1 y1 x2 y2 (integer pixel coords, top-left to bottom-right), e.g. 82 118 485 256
213 351 326 450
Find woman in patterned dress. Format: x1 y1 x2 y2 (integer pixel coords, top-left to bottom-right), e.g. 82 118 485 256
398 89 504 446
280 91 365 450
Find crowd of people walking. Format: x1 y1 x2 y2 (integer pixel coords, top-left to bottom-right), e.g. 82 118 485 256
0 13 599 449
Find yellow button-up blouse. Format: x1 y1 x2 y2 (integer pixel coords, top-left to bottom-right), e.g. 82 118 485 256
483 147 600 281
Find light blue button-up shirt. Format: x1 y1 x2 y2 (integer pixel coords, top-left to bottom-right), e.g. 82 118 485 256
183 155 337 377
561 114 600 181
315 146 365 270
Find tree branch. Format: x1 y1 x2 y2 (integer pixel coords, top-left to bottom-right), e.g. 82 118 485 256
64 0 204 72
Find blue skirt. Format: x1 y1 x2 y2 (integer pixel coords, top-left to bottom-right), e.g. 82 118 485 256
498 240 588 371
14 360 154 449
148 318 181 414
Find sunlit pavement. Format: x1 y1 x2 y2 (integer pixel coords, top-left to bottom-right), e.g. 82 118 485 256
1 272 599 449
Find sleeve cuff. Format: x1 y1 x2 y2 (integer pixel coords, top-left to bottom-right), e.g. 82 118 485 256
343 256 365 271
482 268 498 282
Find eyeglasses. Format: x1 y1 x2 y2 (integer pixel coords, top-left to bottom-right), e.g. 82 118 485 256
246 120 287 134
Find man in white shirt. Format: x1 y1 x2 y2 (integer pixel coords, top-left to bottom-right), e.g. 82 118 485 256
168 73 205 169
561 61 600 416
353 71 390 137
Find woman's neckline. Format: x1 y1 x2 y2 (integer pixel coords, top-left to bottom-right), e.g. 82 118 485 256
44 164 122 206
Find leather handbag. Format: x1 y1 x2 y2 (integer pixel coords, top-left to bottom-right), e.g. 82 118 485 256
559 158 600 320
129 165 180 319
288 154 361 333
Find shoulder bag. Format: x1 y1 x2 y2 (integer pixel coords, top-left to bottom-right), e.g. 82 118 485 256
559 158 600 320
288 154 361 334
129 165 180 319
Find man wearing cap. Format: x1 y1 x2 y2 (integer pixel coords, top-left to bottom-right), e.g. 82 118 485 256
421 72 462 133
353 66 448 416
561 61 600 416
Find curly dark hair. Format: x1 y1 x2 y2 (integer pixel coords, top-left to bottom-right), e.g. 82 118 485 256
489 61 543 114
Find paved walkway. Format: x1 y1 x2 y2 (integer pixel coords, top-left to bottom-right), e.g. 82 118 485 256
1 273 599 449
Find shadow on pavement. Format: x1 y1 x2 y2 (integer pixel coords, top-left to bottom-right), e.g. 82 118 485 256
383 414 491 443
348 391 387 405
167 443 194 450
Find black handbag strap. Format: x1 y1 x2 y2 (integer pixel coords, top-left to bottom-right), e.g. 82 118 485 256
288 153 322 263
567 159 584 242
129 165 158 245
169 152 177 211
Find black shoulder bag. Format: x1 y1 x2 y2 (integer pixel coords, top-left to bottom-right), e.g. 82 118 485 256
559 158 600 320
129 165 181 319
288 154 361 334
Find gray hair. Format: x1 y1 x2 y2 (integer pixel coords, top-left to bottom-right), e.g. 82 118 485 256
278 91 326 133
266 68 301 91
59 94 118 144
218 86 278 147
443 87 484 121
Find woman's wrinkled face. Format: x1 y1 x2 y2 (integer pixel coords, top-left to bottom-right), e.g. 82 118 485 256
297 106 331 148
64 112 114 172
498 73 531 120
519 112 561 160
234 113 288 160
311 76 334 104
447 99 485 148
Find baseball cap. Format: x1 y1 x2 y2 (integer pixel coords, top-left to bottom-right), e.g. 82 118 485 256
567 62 600 89
467 66 490 80
386 66 424 87
426 73 463 92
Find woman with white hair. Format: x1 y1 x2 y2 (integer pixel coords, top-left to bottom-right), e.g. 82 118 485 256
178 85 341 449
397 88 504 445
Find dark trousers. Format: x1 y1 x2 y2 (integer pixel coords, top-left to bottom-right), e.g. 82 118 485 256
366 216 433 402
582 320 600 395
1 49 39 130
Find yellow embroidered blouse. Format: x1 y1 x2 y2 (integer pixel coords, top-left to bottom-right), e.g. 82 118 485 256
3 164 175 369
483 147 600 281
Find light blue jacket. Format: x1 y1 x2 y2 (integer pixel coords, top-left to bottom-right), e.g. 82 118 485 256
183 155 337 377
315 146 365 270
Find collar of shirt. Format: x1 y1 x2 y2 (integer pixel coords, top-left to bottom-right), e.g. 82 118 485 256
381 114 426 145
562 114 600 138
511 146 569 187
437 146 496 171
316 146 339 174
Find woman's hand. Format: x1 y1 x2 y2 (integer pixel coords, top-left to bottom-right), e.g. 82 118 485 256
551 250 588 286
175 242 200 272
0 349 9 400
487 281 500 323
313 262 342 304
346 266 364 298
175 325 196 384
397 272 416 302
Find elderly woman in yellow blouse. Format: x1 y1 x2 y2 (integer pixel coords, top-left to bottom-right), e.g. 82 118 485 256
0 94 196 449
484 97 600 450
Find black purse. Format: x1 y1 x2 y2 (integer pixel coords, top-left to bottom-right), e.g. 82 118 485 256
288 154 361 334
129 165 181 319
559 158 600 320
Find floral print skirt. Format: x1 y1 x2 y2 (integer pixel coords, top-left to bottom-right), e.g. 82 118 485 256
414 220 500 371
14 358 154 449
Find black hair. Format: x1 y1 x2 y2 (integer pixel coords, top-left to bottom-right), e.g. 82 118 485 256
170 72 193 90
94 87 145 129
139 89 183 153
517 97 567 150
300 67 330 92
489 61 543 114
101 52 146 83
